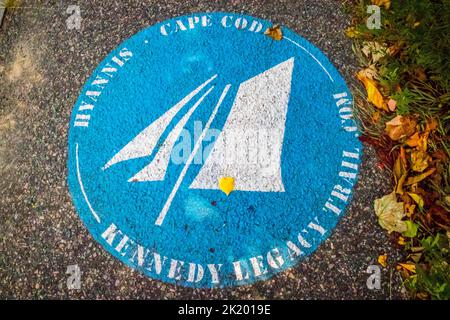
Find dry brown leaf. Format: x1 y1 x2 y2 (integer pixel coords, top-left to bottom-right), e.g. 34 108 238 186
426 118 438 132
394 147 407 179
385 115 417 141
396 173 407 195
359 65 378 80
396 263 416 274
432 150 448 162
387 44 401 56
414 67 427 81
264 25 283 41
404 168 436 186
374 192 407 233
372 111 381 123
361 42 387 63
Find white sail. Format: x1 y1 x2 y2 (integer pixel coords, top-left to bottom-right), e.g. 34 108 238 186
155 85 231 226
102 74 217 170
129 86 214 182
189 57 294 192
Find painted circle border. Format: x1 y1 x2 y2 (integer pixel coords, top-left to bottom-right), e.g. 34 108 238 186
67 12 362 288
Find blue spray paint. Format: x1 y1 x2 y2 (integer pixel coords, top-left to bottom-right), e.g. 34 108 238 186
67 13 362 288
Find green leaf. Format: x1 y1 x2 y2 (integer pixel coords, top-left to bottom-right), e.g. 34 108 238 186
403 221 419 238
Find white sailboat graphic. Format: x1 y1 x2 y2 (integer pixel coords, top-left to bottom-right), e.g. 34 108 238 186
102 74 218 172
189 57 293 192
103 57 295 225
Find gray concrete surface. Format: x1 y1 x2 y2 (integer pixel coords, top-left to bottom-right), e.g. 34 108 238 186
0 0 408 299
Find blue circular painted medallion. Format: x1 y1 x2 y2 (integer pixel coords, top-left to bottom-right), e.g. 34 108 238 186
68 13 362 287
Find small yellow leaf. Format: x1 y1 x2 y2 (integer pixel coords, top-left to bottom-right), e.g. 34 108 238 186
393 147 407 181
395 173 407 195
357 71 386 110
219 177 235 196
372 0 391 10
398 236 406 245
407 131 429 151
345 27 362 38
405 203 416 217
407 192 424 209
396 263 416 274
374 192 407 233
406 132 420 147
404 168 436 186
264 25 283 41
411 150 431 172
378 254 388 268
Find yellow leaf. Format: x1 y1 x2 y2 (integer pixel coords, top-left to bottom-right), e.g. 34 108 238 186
405 203 416 217
264 25 283 41
385 115 417 141
393 155 402 180
404 168 436 186
357 71 386 110
378 254 388 268
398 236 406 245
219 177 235 196
396 263 416 274
426 118 438 132
411 150 431 172
395 173 407 195
406 132 420 147
394 148 407 182
345 27 361 38
372 111 381 124
407 192 424 209
407 131 429 151
372 0 391 10
374 192 407 233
